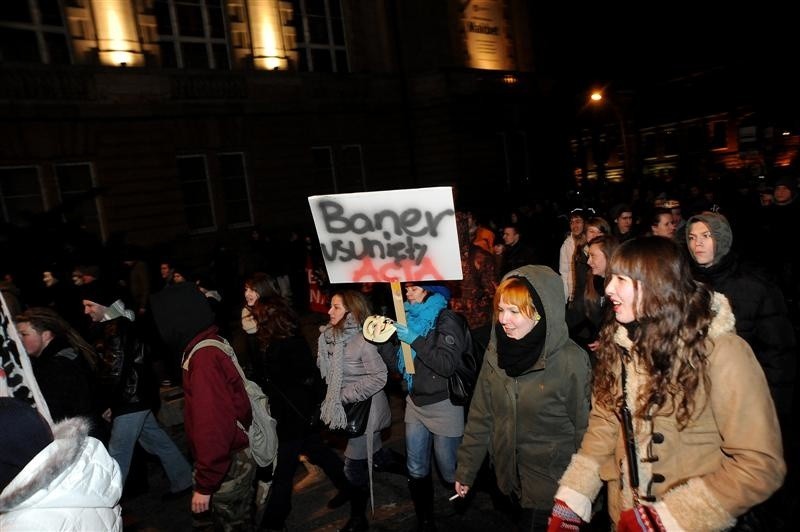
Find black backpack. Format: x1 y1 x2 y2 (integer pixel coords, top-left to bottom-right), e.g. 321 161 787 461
437 310 483 407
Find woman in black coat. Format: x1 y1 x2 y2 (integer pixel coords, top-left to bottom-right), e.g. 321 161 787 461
251 294 350 532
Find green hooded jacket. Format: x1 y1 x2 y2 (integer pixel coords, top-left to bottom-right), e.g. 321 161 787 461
455 264 591 509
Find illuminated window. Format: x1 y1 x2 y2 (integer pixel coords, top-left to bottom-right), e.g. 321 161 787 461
290 0 347 72
218 152 252 227
54 162 103 237
176 155 216 231
0 166 44 224
154 0 230 69
0 0 71 64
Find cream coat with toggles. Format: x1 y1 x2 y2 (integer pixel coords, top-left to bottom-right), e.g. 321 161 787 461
557 293 786 531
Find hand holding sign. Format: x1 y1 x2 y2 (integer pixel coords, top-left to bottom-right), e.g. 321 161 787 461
309 187 462 374
363 315 397 343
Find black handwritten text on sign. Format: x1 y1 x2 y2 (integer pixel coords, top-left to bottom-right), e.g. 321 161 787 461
309 188 462 284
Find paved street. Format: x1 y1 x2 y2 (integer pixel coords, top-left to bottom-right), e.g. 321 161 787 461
121 387 520 532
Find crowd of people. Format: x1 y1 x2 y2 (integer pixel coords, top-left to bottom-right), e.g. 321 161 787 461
0 174 797 531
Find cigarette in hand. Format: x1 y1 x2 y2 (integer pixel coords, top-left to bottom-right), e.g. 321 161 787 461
449 493 460 501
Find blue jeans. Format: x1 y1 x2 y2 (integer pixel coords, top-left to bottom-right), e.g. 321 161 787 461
109 409 193 492
405 419 462 482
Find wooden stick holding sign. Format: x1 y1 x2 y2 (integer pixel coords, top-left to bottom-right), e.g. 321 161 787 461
390 280 414 373
308 186 462 371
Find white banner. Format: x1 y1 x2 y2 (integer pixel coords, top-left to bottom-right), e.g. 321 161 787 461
308 187 462 284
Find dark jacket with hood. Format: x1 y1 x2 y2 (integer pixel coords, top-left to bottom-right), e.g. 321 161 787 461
687 213 796 425
151 283 251 494
455 264 592 509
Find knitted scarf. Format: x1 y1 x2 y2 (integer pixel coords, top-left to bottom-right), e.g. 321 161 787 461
396 293 448 392
317 313 360 430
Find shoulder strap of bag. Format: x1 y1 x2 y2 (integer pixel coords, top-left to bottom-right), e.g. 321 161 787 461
183 337 259 437
183 338 246 381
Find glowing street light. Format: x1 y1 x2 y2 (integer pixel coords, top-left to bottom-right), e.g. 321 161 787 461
589 89 630 180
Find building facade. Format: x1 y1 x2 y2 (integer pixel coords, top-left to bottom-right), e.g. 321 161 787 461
1 0 547 278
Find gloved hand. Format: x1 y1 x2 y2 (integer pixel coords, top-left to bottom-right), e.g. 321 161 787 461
617 505 665 532
394 323 421 344
548 499 583 531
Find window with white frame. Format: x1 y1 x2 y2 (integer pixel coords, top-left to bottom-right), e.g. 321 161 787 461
0 0 72 64
176 155 216 231
218 152 252 226
154 0 230 69
336 144 365 192
54 162 103 237
0 166 44 225
310 146 335 193
289 0 348 72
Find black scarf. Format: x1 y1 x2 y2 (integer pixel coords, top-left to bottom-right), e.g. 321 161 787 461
495 315 547 378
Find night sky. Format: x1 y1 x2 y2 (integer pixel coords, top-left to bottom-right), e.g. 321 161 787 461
530 5 793 90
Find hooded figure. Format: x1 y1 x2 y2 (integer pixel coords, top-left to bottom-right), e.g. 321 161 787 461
151 282 255 530
455 265 591 529
686 213 796 471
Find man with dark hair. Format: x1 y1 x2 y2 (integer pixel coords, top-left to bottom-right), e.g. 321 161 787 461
610 203 635 243
81 281 192 499
500 223 537 275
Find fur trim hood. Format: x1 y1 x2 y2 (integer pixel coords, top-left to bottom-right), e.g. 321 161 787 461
0 417 92 509
613 291 735 351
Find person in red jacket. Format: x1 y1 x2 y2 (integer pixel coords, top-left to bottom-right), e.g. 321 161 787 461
152 282 255 531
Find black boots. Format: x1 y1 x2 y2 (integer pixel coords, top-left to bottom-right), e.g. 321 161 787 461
373 448 409 477
408 475 436 532
338 485 369 532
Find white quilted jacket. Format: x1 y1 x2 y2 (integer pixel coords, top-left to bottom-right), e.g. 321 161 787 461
0 417 122 531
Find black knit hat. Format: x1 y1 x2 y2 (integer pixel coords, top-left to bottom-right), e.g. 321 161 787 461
79 280 121 307
0 398 53 492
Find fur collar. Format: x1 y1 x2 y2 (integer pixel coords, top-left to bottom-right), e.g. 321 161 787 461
613 292 735 350
0 418 90 510
612 292 735 512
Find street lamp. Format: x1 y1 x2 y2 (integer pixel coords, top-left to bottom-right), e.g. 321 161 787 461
589 90 630 181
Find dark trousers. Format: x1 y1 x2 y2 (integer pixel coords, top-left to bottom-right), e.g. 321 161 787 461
260 432 347 529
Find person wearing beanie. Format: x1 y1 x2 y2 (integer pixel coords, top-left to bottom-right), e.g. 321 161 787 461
762 175 800 320
151 282 255 530
374 281 472 531
81 281 193 500
454 266 591 532
0 398 123 531
687 213 796 529
772 176 796 207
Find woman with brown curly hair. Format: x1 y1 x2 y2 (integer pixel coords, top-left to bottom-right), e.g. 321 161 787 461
250 291 351 532
548 237 785 531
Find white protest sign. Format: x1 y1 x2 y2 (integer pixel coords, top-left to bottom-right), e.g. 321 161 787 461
308 187 462 284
